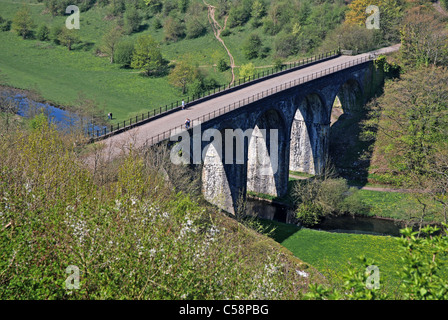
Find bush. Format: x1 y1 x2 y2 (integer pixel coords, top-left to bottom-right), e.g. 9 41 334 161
0 16 11 32
0 116 307 299
185 17 206 39
114 39 135 67
217 58 229 72
123 4 142 34
163 16 185 42
36 24 50 41
242 33 262 60
293 178 370 226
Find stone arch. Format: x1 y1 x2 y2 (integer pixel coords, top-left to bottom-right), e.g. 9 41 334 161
330 78 364 124
247 108 289 197
202 128 233 212
328 77 366 177
289 93 329 175
201 126 250 215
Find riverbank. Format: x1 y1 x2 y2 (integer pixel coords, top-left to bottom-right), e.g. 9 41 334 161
248 173 444 225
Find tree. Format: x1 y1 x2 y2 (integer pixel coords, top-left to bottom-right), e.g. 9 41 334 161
185 17 206 39
239 63 255 80
242 33 262 60
399 8 448 68
344 0 403 43
217 58 229 72
164 16 185 42
36 24 50 41
0 15 12 32
114 39 135 67
168 60 198 94
101 25 123 63
12 5 35 39
124 4 142 34
131 34 164 76
58 28 81 51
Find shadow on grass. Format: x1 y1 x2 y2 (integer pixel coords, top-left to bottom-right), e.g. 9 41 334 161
257 218 303 243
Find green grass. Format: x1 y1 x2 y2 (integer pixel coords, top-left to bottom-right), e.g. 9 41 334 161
355 189 442 222
0 0 329 122
259 219 404 294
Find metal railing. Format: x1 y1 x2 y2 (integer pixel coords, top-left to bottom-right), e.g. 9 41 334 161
143 54 375 147
89 50 340 141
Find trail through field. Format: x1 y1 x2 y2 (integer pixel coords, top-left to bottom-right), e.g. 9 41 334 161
203 0 236 86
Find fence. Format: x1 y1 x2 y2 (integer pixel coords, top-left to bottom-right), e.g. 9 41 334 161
143 54 375 147
89 50 340 140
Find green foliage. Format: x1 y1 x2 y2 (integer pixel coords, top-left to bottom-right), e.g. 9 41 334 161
0 117 309 299
163 16 185 42
124 4 143 35
399 8 448 68
293 178 369 227
185 17 206 39
239 62 255 80
11 5 35 39
373 55 401 78
36 24 50 41
131 34 164 76
0 15 11 32
58 28 81 51
217 58 229 72
367 67 448 179
306 225 448 300
442 0 448 10
168 59 198 94
242 33 262 60
397 225 448 299
101 25 124 63
114 39 135 67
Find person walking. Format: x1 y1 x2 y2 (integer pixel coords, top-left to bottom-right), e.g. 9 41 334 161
182 99 186 110
185 118 190 129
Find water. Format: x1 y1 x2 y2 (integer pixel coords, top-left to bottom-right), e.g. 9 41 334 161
11 94 106 136
246 198 404 237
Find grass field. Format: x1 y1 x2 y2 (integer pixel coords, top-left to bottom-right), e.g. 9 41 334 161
0 0 298 121
259 219 405 295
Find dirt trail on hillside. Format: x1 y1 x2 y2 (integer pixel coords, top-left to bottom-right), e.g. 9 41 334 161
203 0 236 86
434 1 448 16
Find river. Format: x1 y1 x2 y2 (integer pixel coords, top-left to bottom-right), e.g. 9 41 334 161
246 198 405 237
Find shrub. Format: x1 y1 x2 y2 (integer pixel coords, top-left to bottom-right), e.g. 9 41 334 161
123 4 142 34
0 16 11 32
36 24 50 41
114 39 135 67
242 33 262 60
293 178 370 226
0 116 308 299
163 16 185 42
185 17 206 39
217 58 229 72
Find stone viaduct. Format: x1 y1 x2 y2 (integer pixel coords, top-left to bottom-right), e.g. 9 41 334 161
166 58 385 214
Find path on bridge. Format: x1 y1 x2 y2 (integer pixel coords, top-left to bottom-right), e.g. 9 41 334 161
85 44 400 166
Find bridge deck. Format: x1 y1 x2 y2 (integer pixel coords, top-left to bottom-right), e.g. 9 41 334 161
89 45 400 163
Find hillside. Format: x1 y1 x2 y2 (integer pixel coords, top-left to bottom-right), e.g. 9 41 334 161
0 0 349 121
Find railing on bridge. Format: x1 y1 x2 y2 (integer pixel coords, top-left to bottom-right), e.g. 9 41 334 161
144 54 376 147
89 50 340 141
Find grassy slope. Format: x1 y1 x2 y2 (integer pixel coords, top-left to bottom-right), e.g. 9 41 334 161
261 219 404 294
0 0 286 120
